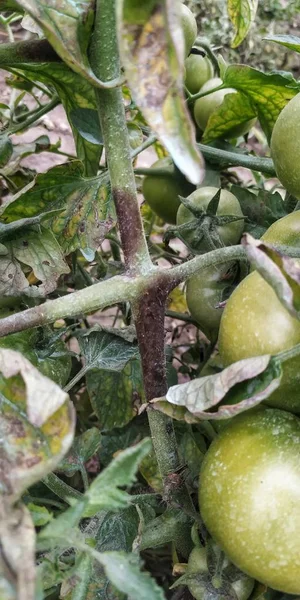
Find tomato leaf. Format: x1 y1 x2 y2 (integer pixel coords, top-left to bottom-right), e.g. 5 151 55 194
227 0 258 48
222 65 300 140
77 328 139 372
0 349 75 504
87 357 144 431
151 355 282 421
231 186 287 237
202 91 257 143
264 34 300 54
14 0 119 90
0 163 115 255
117 0 203 184
5 62 102 176
0 505 36 600
57 428 101 477
242 233 300 318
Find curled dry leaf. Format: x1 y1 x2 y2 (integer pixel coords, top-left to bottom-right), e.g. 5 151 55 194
242 233 300 318
0 349 75 503
117 0 204 184
0 503 36 600
151 355 281 421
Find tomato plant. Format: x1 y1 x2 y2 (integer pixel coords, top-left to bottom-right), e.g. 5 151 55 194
0 1 300 599
199 408 300 594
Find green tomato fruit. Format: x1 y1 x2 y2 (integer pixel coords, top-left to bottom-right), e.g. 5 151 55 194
185 54 214 94
271 92 300 199
194 77 256 137
186 262 237 342
219 210 300 413
142 157 195 224
180 4 197 57
199 408 300 594
176 186 244 250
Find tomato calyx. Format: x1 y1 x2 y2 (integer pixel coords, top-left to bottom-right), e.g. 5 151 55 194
172 539 253 600
164 190 244 254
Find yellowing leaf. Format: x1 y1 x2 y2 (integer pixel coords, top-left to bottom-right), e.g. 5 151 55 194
0 349 75 503
227 0 258 48
167 286 187 313
117 0 203 184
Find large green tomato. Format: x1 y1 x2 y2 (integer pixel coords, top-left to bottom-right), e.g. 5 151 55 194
180 4 197 57
185 54 214 95
176 186 244 250
219 210 300 413
142 157 195 224
194 77 256 137
199 408 300 593
271 93 300 199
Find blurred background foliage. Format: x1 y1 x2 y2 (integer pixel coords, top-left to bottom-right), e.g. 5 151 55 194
188 0 300 75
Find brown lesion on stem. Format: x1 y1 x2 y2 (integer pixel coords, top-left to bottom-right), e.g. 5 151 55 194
0 39 61 65
113 187 148 273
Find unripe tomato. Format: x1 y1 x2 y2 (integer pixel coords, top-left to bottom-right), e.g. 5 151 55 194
219 210 300 413
194 78 255 137
199 408 300 594
180 4 197 57
142 157 195 224
271 93 300 199
185 54 214 94
186 262 237 342
176 186 244 250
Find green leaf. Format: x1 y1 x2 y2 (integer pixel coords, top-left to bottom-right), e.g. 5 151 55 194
87 356 144 430
0 348 75 504
117 0 203 184
27 502 53 527
6 62 102 176
0 163 115 254
57 428 101 476
15 0 119 90
231 186 287 237
88 550 166 600
227 0 258 48
69 108 103 146
264 34 300 54
78 328 139 372
151 355 282 421
84 438 152 516
223 65 299 140
202 91 257 143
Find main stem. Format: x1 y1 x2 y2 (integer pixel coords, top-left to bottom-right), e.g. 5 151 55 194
89 0 194 513
89 0 150 275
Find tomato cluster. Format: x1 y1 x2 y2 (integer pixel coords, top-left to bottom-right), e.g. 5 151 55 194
142 7 300 596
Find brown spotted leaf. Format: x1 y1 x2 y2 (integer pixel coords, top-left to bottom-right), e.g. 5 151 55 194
0 349 75 504
0 163 115 255
242 233 300 319
117 0 203 184
151 355 282 421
